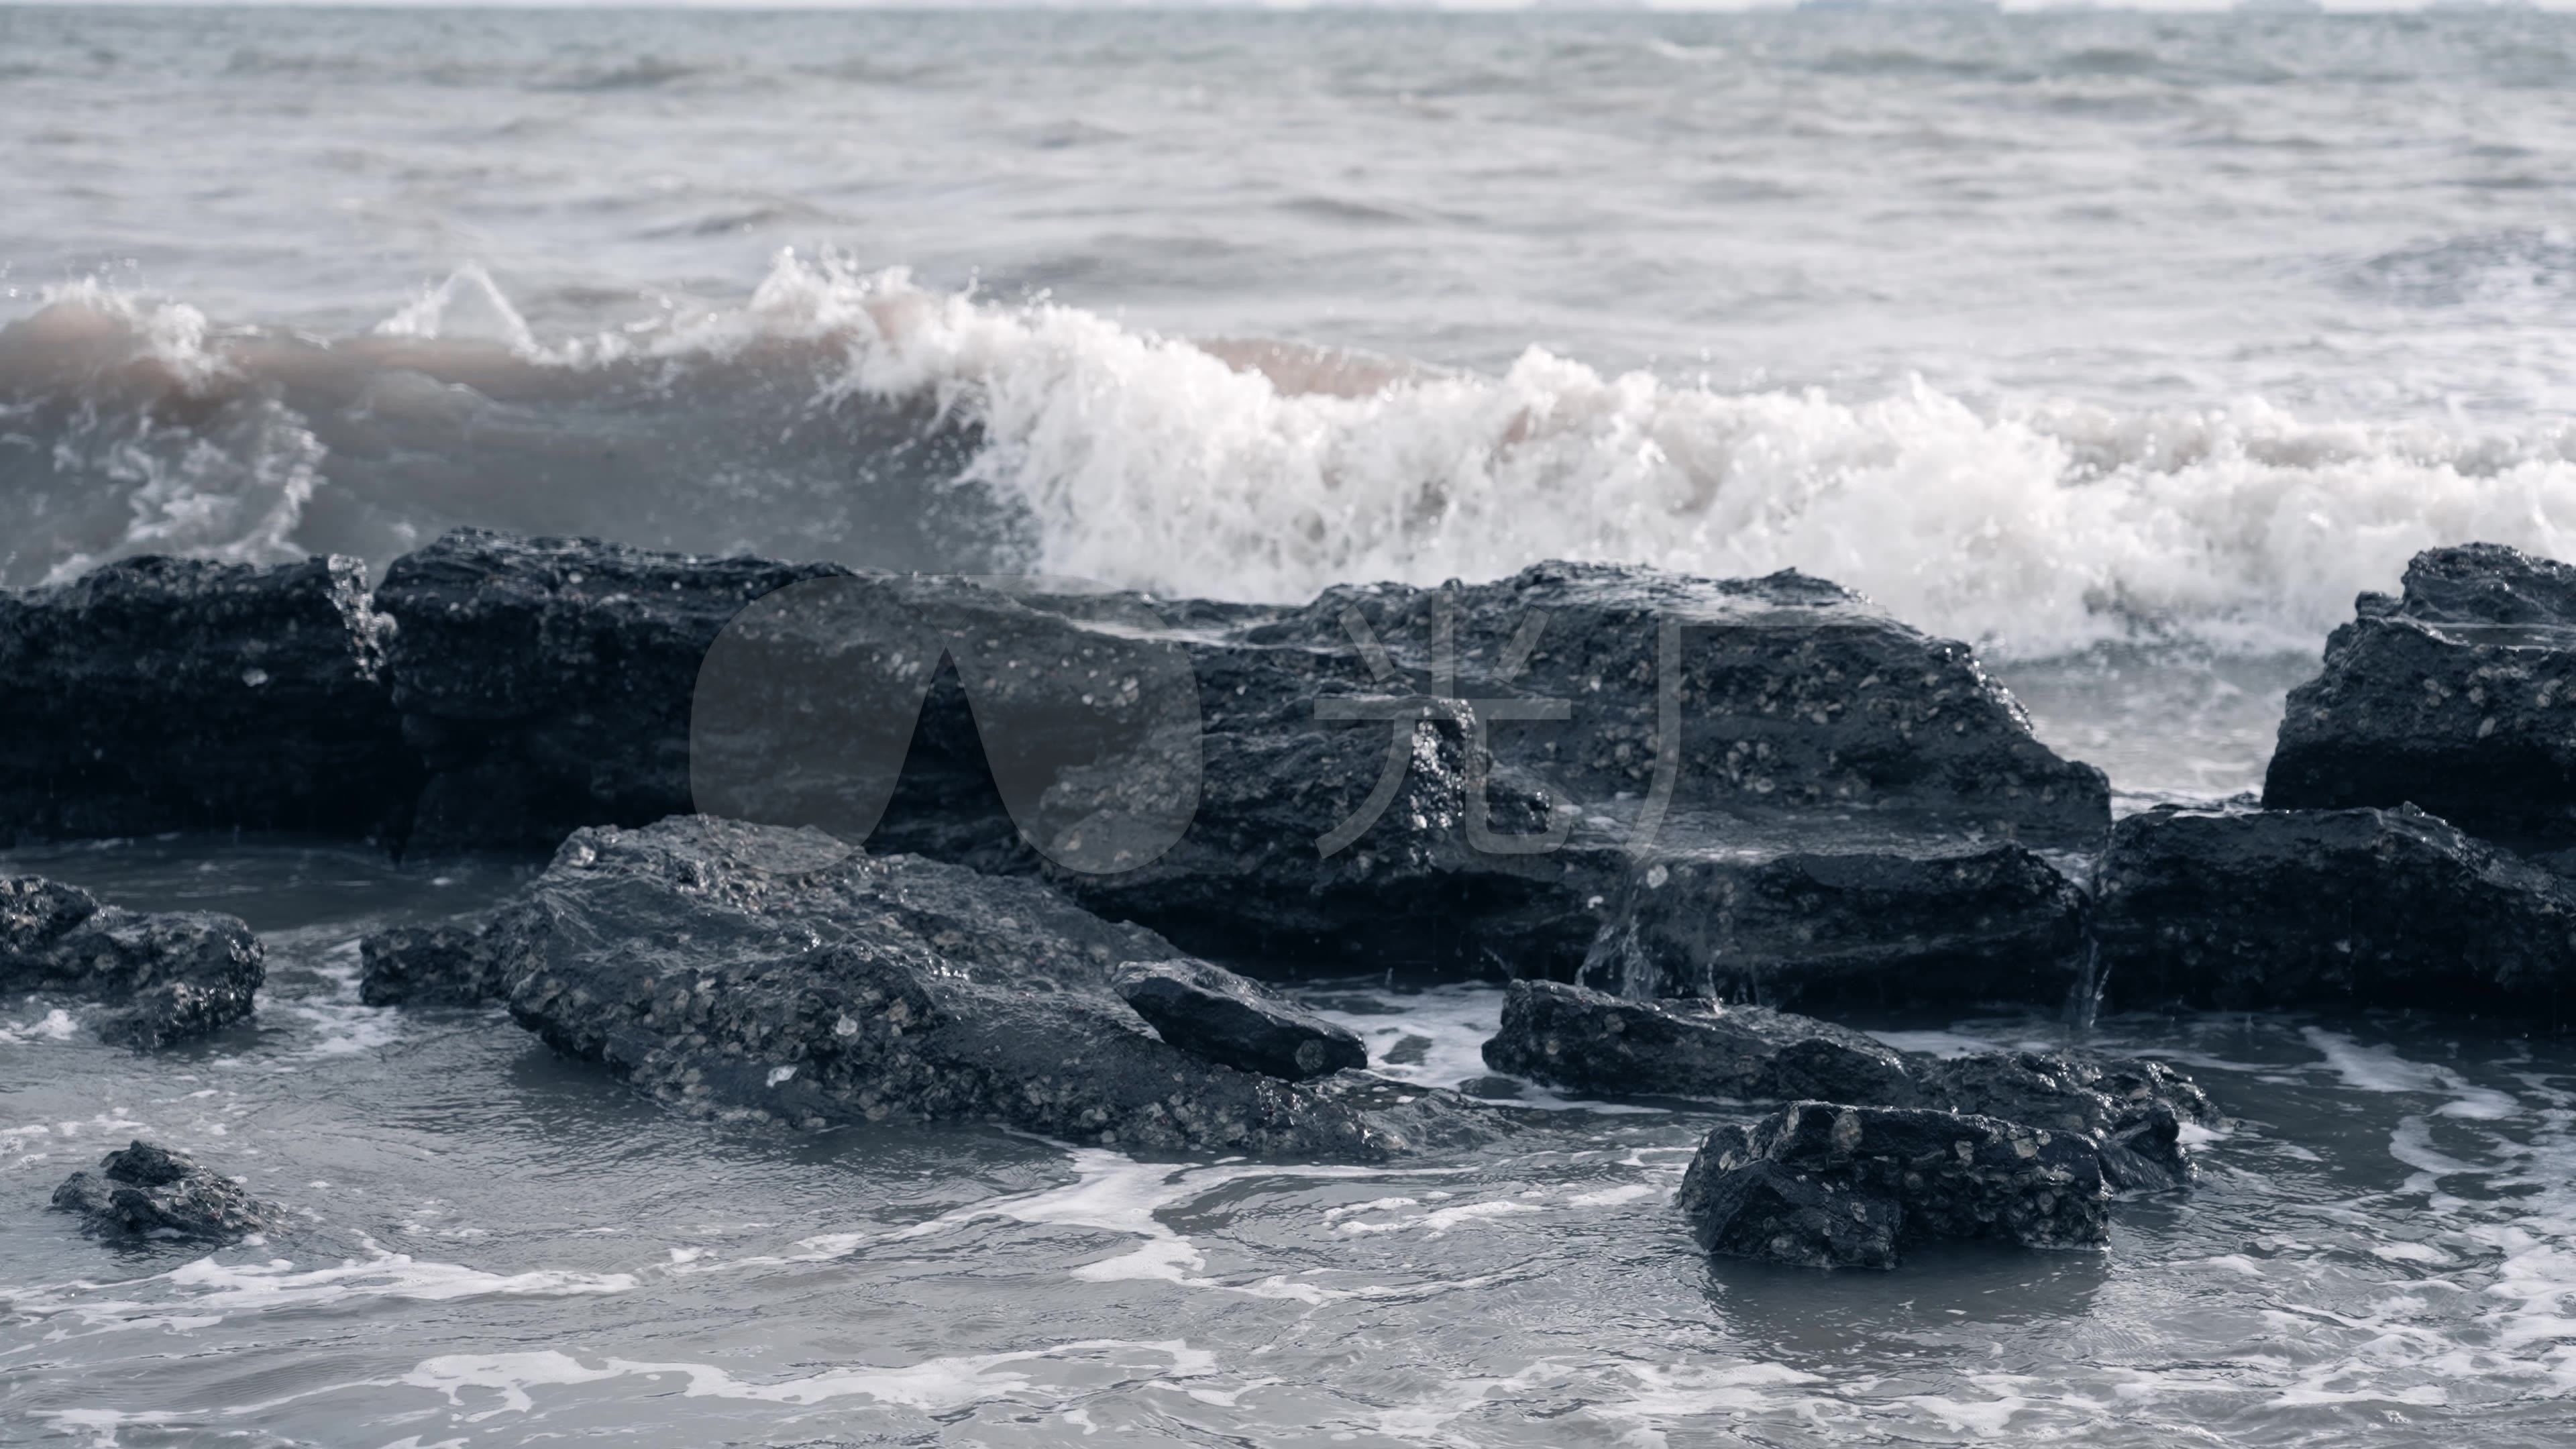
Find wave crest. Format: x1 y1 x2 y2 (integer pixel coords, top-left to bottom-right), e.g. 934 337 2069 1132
7 254 2576 661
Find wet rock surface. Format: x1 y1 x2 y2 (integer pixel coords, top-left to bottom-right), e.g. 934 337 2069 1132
1481 979 2208 1189
1061 563 2109 974
374 529 843 851
358 923 513 1008
0 876 265 1049
1241 563 2111 843
376 815 1484 1159
1677 1102 2110 1270
50 1140 281 1244
0 554 413 843
1481 979 1915 1104
394 535 2107 980
2095 802 2576 1012
1112 959 1370 1081
2266 543 2576 847
1913 1051 2209 1192
1574 833 2088 1008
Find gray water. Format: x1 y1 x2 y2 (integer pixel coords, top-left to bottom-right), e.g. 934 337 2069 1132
7 840 2576 1447
11 7 2576 795
9 10 2576 1444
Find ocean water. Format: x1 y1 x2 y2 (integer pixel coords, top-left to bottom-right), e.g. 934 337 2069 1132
9 9 2576 1444
11 7 2576 795
9 841 2576 1448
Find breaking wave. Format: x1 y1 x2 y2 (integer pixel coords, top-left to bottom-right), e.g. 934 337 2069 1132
7 251 2576 659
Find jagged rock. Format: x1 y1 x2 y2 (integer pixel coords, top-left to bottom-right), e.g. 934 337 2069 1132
0 876 264 1048
1479 979 1915 1102
381 533 2106 979
374 529 844 851
1238 564 2109 841
1573 831 2088 1008
1033 689 1607 976
2094 803 2576 1011
358 924 512 1007
1676 1102 2109 1270
1064 563 2110 971
50 1140 280 1244
2266 543 2576 847
1480 979 2208 1189
1112 960 1369 1081
387 815 1486 1159
0 555 413 842
1911 1051 2210 1192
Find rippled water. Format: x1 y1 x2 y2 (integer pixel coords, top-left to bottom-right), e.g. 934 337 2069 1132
5 841 2575 1446
9 7 2576 795
7 12 2575 1443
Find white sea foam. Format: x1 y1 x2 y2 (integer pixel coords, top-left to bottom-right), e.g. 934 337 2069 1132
2302 1029 2524 1122
652 252 2576 659
400 1338 1217 1419
19 256 2576 664
7 284 323 587
374 264 538 354
2 1246 638 1339
0 1006 79 1046
896 1146 1406 1304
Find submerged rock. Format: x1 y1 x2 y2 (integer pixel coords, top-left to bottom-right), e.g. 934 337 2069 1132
0 877 264 1049
2266 543 2576 847
2094 803 2576 1011
358 924 512 1008
50 1140 280 1244
1480 979 1915 1104
1481 979 2207 1189
0 555 413 843
1574 833 2088 1008
380 815 1481 1159
1676 1102 2109 1270
1112 959 1368 1081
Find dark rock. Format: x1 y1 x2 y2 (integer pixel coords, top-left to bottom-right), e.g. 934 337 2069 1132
1479 979 2210 1189
1111 959 1368 1081
1574 832 2088 1008
1479 979 1915 1102
2094 803 2576 1011
359 924 511 1007
1241 563 2110 842
1036 688 1607 977
50 1140 280 1244
1911 1051 2211 1191
374 529 843 851
1067 563 2109 973
0 876 264 1048
381 533 2105 979
1676 1102 2109 1270
2266 543 2576 847
0 555 413 842
394 815 1485 1158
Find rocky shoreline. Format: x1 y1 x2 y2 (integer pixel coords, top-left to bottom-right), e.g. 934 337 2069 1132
11 531 2574 1267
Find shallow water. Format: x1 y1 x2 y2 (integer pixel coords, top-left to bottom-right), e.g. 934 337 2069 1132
6 839 2576 1446
6 11 2575 1440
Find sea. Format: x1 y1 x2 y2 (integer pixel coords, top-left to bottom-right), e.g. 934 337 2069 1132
5 7 2576 1446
